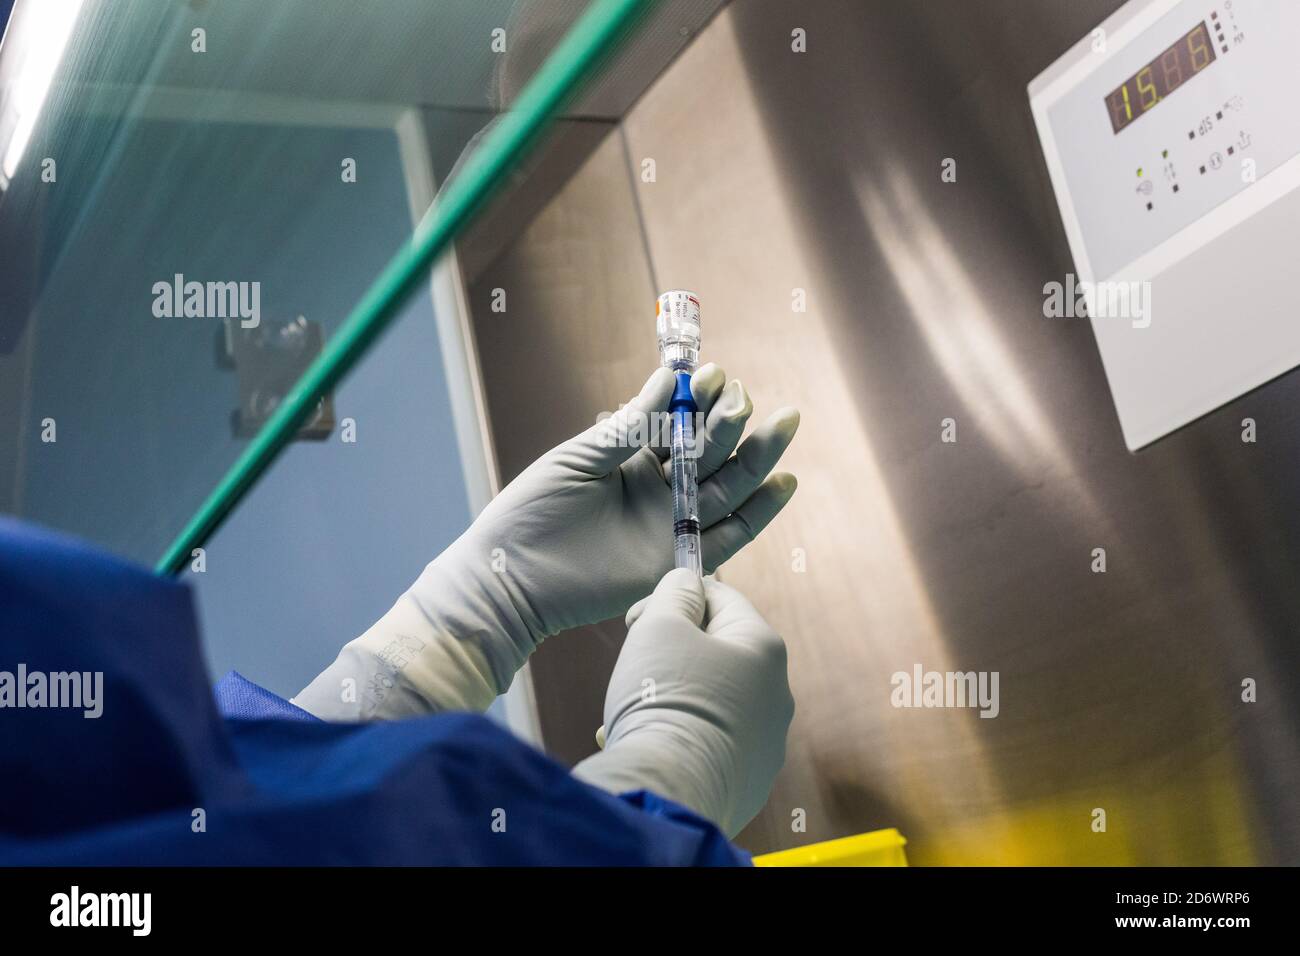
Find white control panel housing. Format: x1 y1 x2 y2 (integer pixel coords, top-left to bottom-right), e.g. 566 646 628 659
1029 0 1300 450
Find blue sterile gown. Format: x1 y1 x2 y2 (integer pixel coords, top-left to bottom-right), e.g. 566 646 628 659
0 518 746 866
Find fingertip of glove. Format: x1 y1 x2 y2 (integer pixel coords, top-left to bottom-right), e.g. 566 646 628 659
692 362 725 394
659 566 705 591
769 406 801 433
769 471 798 498
730 378 752 410
644 567 707 625
640 367 676 406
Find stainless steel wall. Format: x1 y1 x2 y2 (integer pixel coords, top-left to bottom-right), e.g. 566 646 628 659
464 0 1300 864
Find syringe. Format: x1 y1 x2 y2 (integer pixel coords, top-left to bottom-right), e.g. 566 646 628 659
656 290 703 576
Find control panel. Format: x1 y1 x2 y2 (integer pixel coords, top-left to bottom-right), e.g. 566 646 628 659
1030 0 1300 451
1043 0 1300 281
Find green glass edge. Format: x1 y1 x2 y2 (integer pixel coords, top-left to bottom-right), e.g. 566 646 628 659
155 0 657 575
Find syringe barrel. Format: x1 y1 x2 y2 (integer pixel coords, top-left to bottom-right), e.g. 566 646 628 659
656 290 702 372
670 409 703 575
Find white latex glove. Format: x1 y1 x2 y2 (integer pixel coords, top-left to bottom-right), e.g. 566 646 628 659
573 568 794 838
295 365 799 720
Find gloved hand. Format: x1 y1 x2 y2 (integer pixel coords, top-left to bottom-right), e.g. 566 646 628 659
295 365 799 720
573 568 794 838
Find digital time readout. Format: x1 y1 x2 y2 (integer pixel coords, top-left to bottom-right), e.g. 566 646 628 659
1105 22 1218 134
